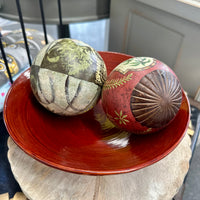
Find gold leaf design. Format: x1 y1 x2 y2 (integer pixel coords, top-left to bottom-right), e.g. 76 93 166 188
95 113 115 131
94 111 131 148
0 55 19 78
103 73 133 90
47 55 60 63
95 58 107 86
46 39 95 76
114 110 129 125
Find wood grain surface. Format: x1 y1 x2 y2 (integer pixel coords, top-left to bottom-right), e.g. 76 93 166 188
0 192 27 200
7 133 191 200
0 193 9 200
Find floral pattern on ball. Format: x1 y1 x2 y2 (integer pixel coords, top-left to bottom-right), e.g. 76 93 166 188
30 38 107 116
114 57 157 74
101 56 183 134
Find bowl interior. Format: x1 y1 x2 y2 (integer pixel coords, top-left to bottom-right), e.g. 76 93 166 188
3 51 190 175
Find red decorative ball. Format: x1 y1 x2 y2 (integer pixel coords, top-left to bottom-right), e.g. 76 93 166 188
101 57 183 134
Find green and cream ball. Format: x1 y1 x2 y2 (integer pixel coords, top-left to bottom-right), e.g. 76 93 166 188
30 38 107 116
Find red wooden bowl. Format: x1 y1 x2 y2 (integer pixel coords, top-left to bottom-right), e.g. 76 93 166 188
3 51 190 175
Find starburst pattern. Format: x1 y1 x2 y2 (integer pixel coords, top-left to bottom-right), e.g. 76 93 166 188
130 69 182 128
114 110 129 125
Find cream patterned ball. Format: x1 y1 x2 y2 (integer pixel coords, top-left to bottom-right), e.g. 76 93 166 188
30 38 107 116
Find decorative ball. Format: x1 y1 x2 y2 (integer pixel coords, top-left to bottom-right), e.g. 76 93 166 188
30 38 107 116
101 57 182 134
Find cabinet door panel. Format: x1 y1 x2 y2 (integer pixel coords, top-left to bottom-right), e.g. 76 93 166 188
125 11 183 69
109 0 200 97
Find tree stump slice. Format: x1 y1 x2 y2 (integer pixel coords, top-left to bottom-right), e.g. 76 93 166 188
7 134 191 200
10 192 28 200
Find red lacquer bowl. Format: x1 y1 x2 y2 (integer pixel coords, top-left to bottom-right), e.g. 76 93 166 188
3 51 190 175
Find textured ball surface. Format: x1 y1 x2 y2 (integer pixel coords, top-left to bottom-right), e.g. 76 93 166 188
102 57 182 134
30 38 107 116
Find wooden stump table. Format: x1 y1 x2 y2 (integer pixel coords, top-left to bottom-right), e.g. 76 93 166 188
7 134 191 200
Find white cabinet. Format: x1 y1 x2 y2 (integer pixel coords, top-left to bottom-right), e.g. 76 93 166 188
109 0 200 97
